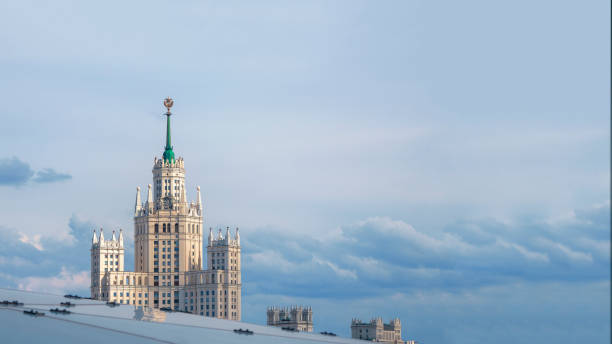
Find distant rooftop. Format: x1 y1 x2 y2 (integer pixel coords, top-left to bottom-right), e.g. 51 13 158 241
0 288 359 344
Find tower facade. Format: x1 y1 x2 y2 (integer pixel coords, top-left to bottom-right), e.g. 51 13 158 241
90 229 124 300
90 98 242 320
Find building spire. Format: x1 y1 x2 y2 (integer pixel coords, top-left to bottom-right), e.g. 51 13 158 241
162 97 175 163
180 184 187 203
196 186 202 211
146 184 153 212
135 186 142 215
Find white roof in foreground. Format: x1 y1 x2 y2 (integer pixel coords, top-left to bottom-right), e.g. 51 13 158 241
0 288 360 344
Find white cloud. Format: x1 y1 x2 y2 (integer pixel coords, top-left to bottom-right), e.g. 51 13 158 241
18 232 44 251
353 217 474 254
536 239 594 264
312 256 357 279
247 250 296 273
0 256 35 267
17 267 89 294
345 255 392 279
496 239 550 263
553 243 593 263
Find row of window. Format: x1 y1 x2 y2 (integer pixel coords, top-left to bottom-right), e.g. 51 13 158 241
135 223 201 234
113 292 148 298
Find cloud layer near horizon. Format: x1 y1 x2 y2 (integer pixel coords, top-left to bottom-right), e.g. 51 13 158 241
0 202 607 342
241 202 609 299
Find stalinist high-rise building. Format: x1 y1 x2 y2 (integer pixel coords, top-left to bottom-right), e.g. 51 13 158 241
90 98 242 320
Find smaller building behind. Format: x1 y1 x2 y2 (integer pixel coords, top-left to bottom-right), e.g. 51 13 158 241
267 306 313 332
351 317 405 344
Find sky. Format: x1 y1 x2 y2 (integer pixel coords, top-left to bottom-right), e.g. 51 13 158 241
0 1 610 343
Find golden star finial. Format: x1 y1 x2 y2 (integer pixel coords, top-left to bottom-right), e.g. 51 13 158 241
163 97 174 113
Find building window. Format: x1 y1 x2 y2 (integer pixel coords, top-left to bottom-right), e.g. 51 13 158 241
155 224 159 233
175 223 179 233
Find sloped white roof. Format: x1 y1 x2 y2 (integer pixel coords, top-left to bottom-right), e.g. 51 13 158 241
0 288 359 344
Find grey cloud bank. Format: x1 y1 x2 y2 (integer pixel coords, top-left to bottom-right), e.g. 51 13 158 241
0 157 71 186
0 157 34 186
241 203 610 299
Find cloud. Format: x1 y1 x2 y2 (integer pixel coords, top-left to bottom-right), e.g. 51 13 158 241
0 214 98 294
0 157 34 186
17 267 89 295
32 168 72 183
18 233 44 251
312 256 357 279
241 202 610 299
0 157 72 186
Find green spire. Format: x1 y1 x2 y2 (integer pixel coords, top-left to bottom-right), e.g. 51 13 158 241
162 97 175 163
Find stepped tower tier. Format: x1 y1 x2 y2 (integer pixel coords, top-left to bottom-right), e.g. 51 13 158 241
133 99 203 274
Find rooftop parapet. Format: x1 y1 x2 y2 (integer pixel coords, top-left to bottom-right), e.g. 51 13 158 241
208 227 240 247
153 156 185 169
91 228 123 249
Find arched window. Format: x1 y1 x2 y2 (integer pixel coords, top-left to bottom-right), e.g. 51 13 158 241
154 224 159 233
175 223 179 233
163 223 166 232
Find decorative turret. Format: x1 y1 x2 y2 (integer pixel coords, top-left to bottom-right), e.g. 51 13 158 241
135 186 142 215
146 184 153 212
225 227 230 244
235 227 240 245
92 229 98 244
217 228 223 240
180 184 187 203
111 230 116 241
118 229 124 247
99 228 104 242
162 97 175 163
208 227 213 246
196 186 202 211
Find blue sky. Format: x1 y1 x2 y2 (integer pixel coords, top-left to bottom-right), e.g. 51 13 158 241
0 1 609 343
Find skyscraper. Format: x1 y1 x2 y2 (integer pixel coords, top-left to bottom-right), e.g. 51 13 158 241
90 98 242 320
